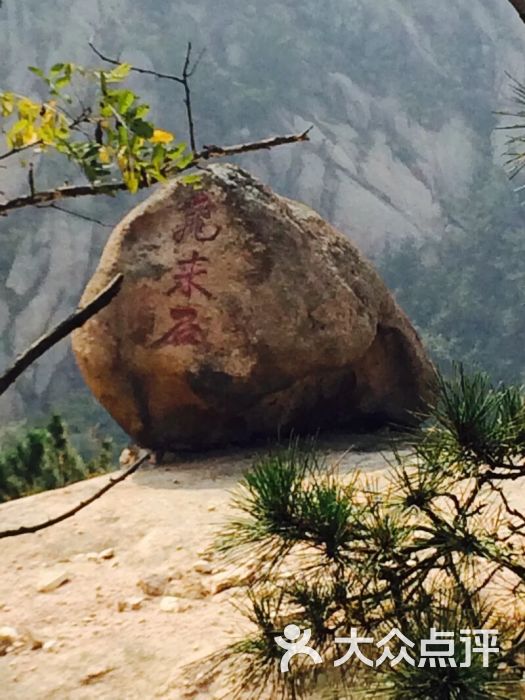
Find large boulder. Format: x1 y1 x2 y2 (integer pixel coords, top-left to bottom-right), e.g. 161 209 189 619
72 164 435 450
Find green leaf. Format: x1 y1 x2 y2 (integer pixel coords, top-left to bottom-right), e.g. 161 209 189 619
135 104 150 119
106 63 132 83
175 153 194 169
54 76 71 90
117 89 135 115
28 66 45 78
100 71 108 96
129 119 154 138
50 63 65 75
182 173 202 185
167 142 187 160
117 125 129 145
152 143 165 169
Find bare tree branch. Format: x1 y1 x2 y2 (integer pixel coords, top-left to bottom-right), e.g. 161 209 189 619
0 452 150 539
508 0 525 24
28 162 35 197
89 41 185 84
0 181 128 214
0 128 312 216
0 273 123 397
200 127 312 159
38 202 113 228
183 42 197 154
0 139 38 163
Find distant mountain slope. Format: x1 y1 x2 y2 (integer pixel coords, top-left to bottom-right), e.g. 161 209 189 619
1 0 524 421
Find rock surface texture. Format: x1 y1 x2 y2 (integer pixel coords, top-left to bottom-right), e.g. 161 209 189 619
72 164 435 450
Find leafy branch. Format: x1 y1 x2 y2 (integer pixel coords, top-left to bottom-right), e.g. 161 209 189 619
0 47 312 218
89 40 204 154
0 128 311 216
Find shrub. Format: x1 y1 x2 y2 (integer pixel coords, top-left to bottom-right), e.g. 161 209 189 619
210 368 525 699
0 413 114 503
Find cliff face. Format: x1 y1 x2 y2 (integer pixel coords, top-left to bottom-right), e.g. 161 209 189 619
1 0 524 420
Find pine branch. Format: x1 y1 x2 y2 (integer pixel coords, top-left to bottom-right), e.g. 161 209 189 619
0 273 123 396
0 128 312 216
0 453 150 539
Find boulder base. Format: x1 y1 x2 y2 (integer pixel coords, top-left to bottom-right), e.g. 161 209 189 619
72 164 435 450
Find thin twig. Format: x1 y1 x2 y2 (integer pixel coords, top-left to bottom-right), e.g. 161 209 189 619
28 162 35 197
183 42 197 154
199 127 312 158
0 181 128 215
38 202 113 228
89 42 184 84
0 453 150 539
0 128 312 216
487 481 525 526
0 273 123 396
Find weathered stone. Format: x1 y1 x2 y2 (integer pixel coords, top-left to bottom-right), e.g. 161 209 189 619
72 164 436 450
117 597 144 612
36 570 70 593
193 560 214 575
137 574 171 597
206 565 256 595
0 627 20 655
99 548 115 560
159 596 188 613
128 596 145 611
80 665 114 685
164 575 207 601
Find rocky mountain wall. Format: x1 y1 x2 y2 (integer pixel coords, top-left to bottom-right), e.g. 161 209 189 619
1 0 524 421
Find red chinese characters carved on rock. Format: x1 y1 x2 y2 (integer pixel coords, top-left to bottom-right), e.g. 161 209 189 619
150 307 205 348
168 250 213 300
152 192 222 348
172 192 222 243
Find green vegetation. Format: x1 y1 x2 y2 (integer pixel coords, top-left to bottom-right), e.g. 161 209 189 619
378 169 525 385
211 368 525 698
0 60 197 196
0 413 114 503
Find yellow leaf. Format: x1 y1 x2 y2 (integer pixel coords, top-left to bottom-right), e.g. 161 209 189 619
123 168 139 194
22 125 38 146
151 129 174 144
99 146 112 164
0 92 15 117
17 97 40 121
